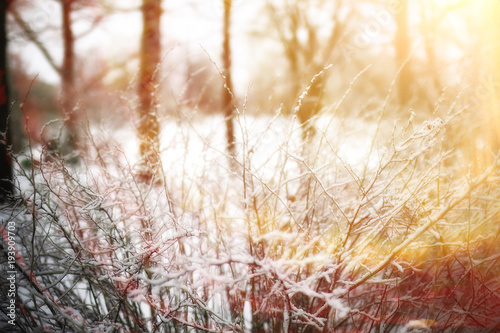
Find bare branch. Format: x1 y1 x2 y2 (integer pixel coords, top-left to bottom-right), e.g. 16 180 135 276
9 8 61 75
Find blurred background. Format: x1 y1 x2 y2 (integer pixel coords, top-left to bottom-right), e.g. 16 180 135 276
6 0 500 166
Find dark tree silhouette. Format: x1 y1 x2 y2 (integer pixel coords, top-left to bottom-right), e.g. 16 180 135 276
138 0 162 182
0 0 12 200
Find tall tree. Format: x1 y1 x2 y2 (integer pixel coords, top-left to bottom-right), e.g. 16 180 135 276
265 0 351 130
394 0 412 104
52 0 80 156
0 0 12 200
138 0 162 182
61 0 77 132
10 0 103 154
420 1 441 95
222 0 236 160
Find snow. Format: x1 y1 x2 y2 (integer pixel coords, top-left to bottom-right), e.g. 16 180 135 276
6 109 499 331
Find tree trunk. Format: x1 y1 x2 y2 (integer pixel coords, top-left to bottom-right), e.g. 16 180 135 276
138 0 161 182
222 0 235 160
421 4 441 95
61 0 75 121
60 0 78 152
0 0 12 200
394 0 412 104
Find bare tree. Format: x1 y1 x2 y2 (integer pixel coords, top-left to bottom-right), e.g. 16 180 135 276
60 0 77 142
394 0 412 104
419 1 441 95
0 0 12 200
265 0 350 132
222 0 236 160
9 0 102 154
137 0 162 182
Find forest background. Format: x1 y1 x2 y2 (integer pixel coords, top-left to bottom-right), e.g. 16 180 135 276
1 0 500 332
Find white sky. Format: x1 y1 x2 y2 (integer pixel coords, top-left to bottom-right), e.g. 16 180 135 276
10 0 262 95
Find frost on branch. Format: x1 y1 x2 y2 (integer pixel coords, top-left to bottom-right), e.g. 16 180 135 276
3 110 500 332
